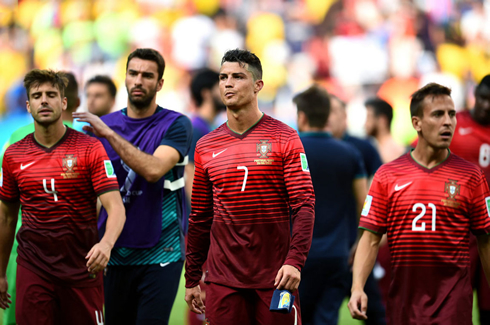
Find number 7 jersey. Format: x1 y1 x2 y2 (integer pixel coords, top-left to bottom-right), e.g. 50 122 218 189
185 114 315 289
360 151 490 325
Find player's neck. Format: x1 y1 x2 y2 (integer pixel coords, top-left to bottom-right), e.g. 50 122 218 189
226 105 263 134
33 120 67 148
127 101 158 119
411 143 449 169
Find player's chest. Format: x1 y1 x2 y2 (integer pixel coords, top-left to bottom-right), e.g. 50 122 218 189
203 138 284 185
13 149 90 190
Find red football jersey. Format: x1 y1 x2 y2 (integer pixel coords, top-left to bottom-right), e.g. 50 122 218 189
450 110 490 186
0 128 119 286
359 152 490 324
185 114 315 289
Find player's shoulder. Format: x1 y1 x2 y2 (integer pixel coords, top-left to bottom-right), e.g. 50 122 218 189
196 122 226 149
449 153 484 176
261 114 297 136
375 153 411 177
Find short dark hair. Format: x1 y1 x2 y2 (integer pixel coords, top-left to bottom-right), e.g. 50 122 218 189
365 97 393 129
85 75 117 98
24 69 68 100
477 74 490 90
64 72 79 111
410 83 452 117
126 48 165 80
221 49 262 81
190 69 219 107
293 85 331 129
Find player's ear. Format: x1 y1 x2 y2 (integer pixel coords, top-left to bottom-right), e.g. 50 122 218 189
412 115 422 132
62 97 68 111
254 80 264 93
26 100 31 114
157 78 164 92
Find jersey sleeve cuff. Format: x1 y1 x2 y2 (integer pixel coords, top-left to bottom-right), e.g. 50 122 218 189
471 227 490 236
0 194 19 202
359 221 386 235
95 187 120 197
284 258 303 272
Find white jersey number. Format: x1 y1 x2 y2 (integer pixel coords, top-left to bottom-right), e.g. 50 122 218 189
43 178 58 202
237 166 248 192
479 143 490 168
412 203 436 231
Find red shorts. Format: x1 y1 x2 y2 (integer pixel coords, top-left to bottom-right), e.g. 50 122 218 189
205 282 301 325
16 264 104 325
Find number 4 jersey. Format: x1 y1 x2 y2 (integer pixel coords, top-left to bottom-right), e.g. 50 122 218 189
0 128 119 287
360 151 490 325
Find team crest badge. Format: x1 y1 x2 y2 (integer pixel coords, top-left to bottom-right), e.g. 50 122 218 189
257 140 272 158
442 179 460 207
61 154 79 179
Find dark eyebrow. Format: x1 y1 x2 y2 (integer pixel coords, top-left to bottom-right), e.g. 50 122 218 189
231 72 246 77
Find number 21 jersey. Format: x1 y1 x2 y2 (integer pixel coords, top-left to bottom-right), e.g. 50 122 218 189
360 151 490 325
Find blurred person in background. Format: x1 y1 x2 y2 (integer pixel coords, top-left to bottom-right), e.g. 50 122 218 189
328 94 386 324
85 75 117 117
185 68 226 325
295 85 367 325
0 71 80 325
74 48 192 325
364 97 406 163
449 74 490 324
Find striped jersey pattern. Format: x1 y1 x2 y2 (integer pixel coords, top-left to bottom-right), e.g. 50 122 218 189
360 152 490 324
0 128 119 286
108 168 184 265
450 110 490 186
185 114 315 289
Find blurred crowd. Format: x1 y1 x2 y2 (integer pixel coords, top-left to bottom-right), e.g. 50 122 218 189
1 0 490 145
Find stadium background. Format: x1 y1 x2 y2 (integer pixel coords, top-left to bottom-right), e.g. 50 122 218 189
0 0 489 324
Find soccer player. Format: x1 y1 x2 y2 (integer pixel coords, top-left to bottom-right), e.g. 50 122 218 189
294 85 367 325
74 48 192 325
0 71 80 325
348 83 490 324
184 49 315 325
85 75 117 117
0 69 125 324
364 97 406 164
449 74 490 323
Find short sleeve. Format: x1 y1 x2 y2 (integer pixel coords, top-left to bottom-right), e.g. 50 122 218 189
364 142 383 177
160 115 193 163
0 150 19 201
469 171 490 235
359 170 388 234
88 140 120 196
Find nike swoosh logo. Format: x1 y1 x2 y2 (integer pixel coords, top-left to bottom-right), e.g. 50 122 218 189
160 263 170 268
458 127 472 136
395 182 412 191
212 149 227 158
20 162 35 170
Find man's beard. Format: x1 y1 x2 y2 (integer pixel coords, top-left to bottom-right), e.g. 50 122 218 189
127 85 157 109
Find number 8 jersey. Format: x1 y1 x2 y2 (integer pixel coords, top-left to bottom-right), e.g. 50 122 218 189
360 151 490 325
0 128 119 287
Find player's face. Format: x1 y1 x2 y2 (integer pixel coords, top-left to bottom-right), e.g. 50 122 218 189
26 82 67 126
364 106 378 137
86 83 114 117
414 95 456 149
474 84 490 125
125 58 163 109
327 97 347 138
219 61 262 110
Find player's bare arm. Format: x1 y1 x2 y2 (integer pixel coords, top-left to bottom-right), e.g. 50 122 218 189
274 264 301 291
86 191 125 274
0 199 20 309
348 229 382 320
477 234 490 286
73 111 181 182
349 177 368 264
185 285 205 314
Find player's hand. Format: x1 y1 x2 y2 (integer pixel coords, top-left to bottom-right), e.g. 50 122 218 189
86 241 113 274
0 276 12 309
185 285 205 314
72 112 113 138
348 289 368 320
274 264 301 291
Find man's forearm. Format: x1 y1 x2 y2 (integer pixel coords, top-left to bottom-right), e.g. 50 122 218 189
0 201 19 277
104 130 164 183
100 204 125 248
352 230 381 291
